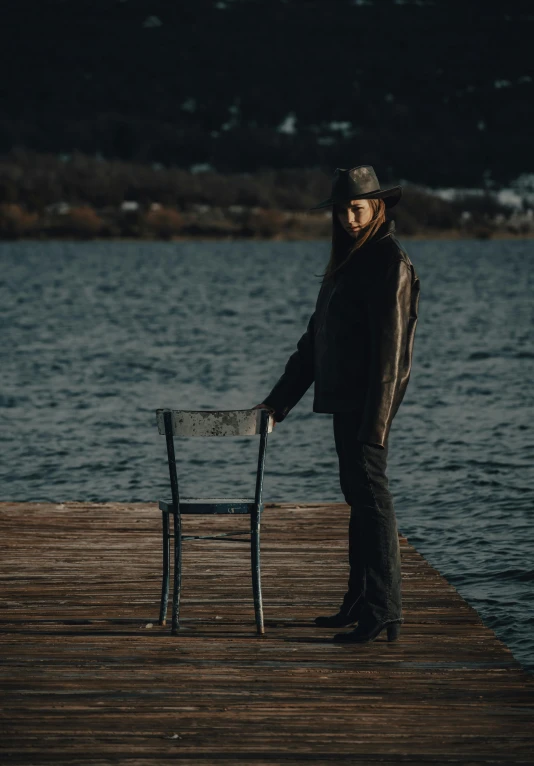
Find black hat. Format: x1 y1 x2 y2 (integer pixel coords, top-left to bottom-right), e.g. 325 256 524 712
310 165 402 210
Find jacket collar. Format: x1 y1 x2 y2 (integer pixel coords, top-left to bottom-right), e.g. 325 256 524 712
334 219 397 280
372 219 396 243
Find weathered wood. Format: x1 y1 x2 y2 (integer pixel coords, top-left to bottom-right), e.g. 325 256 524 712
0 501 533 765
155 408 275 437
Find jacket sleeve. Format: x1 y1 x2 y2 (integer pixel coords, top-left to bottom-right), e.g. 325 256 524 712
357 259 412 448
261 311 315 423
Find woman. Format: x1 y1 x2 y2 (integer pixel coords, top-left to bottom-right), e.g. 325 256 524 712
254 165 421 644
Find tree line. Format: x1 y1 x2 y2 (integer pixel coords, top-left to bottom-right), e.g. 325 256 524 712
0 150 530 241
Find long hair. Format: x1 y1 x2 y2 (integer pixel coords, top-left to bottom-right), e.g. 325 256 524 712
315 197 386 283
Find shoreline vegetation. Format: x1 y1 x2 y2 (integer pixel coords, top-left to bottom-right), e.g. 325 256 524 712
1 149 533 242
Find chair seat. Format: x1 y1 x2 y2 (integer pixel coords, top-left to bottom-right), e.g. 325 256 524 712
159 498 262 514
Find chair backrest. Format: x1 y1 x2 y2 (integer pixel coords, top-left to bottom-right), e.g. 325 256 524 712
156 408 274 437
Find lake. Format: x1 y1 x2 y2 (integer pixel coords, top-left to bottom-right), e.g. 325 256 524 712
1 238 533 674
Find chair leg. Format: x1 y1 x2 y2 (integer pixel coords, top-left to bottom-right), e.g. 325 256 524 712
158 511 170 625
171 508 182 635
251 508 265 635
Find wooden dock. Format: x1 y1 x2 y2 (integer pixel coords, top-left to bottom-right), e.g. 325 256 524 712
1 501 533 764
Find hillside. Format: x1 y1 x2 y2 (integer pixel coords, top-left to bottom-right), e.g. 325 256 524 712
0 1 532 186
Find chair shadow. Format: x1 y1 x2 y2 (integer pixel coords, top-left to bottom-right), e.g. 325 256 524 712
0 616 359 641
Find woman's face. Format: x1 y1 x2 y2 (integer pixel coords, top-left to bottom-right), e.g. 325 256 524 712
336 198 373 237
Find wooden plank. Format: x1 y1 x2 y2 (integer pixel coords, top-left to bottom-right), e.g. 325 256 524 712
0 501 533 765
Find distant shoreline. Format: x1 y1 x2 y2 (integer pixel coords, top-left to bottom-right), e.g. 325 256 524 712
2 150 533 243
2 230 534 243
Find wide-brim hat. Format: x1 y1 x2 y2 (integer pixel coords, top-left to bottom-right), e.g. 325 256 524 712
310 165 402 210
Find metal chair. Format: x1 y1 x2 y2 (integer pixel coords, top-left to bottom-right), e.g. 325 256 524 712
155 407 274 636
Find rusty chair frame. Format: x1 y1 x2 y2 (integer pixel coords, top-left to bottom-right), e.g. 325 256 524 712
155 407 273 636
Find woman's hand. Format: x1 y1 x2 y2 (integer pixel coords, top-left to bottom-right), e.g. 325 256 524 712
252 402 278 428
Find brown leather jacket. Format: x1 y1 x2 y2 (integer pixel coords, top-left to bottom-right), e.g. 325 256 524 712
262 219 420 448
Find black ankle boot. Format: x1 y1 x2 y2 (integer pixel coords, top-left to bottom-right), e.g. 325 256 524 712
333 617 404 643
314 594 364 628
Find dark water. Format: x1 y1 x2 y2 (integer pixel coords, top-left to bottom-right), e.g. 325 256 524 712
1 239 533 674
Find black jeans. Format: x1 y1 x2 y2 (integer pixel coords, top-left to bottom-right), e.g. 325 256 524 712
333 412 403 626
